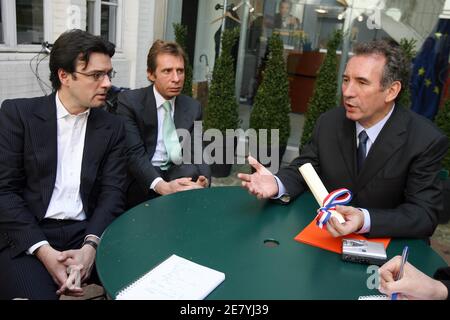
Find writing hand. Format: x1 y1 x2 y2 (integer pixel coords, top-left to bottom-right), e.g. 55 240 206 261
379 256 448 300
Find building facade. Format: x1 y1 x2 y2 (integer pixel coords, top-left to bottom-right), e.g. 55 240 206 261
0 0 167 103
1 0 449 106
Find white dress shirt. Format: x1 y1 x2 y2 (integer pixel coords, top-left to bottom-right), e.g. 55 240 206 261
28 93 90 254
149 86 177 191
275 105 395 234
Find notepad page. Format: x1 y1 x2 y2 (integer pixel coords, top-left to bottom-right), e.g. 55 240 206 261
116 254 225 300
358 294 388 300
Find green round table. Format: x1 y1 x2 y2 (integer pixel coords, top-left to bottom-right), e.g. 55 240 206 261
96 186 446 299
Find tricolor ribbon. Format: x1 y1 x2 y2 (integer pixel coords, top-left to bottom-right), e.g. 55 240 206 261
316 188 353 229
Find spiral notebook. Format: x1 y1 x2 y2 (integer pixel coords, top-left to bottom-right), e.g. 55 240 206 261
358 294 388 300
116 254 225 300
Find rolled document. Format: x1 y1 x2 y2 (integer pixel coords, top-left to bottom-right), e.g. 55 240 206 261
299 163 345 224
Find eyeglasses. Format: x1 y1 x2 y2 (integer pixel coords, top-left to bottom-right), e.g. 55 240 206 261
73 70 117 82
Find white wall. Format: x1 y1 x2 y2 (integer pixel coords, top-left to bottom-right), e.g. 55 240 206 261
52 0 87 40
0 0 88 102
443 0 450 18
0 54 52 101
134 0 158 89
389 0 445 39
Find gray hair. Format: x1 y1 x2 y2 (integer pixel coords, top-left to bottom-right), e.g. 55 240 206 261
353 40 410 98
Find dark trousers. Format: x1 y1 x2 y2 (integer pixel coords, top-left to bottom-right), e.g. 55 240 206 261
0 219 99 300
126 164 201 209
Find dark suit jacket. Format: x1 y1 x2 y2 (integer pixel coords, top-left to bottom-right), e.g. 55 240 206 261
116 85 210 190
277 106 448 238
0 93 127 257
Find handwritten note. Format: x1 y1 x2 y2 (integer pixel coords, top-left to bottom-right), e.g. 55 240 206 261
116 254 225 300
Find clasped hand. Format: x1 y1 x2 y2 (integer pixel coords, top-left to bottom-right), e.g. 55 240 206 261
155 176 209 195
36 244 96 297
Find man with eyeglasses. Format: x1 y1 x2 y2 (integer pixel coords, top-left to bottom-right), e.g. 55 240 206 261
0 29 127 299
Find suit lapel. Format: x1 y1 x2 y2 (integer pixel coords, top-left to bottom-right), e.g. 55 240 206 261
141 86 158 149
30 94 58 209
356 107 408 190
81 109 109 200
142 85 158 128
337 116 357 182
174 96 192 131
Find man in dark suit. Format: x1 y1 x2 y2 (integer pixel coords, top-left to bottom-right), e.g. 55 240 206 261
379 256 449 300
0 29 126 299
117 40 210 208
238 40 448 239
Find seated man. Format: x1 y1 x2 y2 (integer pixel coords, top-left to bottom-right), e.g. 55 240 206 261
117 40 210 208
0 29 127 299
238 40 448 239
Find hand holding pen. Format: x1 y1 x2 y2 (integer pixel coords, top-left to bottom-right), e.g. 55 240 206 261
378 248 448 300
391 246 409 300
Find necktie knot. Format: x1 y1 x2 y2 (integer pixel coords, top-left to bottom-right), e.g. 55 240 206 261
358 130 369 145
162 101 172 113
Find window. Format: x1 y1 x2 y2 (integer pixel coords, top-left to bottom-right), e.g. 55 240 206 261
0 0 50 49
86 0 96 37
101 1 117 43
87 0 120 45
16 0 44 44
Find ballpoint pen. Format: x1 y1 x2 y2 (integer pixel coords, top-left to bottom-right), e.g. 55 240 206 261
391 246 409 300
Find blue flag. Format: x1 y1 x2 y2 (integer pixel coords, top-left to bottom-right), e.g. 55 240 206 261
410 19 450 120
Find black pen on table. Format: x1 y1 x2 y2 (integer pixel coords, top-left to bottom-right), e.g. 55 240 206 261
391 246 409 300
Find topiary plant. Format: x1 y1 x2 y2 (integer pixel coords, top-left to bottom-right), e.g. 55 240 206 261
204 28 240 133
435 98 450 224
173 23 193 97
435 99 450 171
249 32 291 150
398 38 417 108
300 30 342 148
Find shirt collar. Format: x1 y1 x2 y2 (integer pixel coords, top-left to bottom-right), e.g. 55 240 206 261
153 86 176 110
55 92 90 119
356 104 395 144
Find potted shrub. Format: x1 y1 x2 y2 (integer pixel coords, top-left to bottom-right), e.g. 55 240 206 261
249 32 291 169
204 28 240 177
398 38 417 108
173 23 193 97
300 30 342 148
435 98 450 223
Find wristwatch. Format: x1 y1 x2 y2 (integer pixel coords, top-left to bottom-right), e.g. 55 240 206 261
82 239 98 250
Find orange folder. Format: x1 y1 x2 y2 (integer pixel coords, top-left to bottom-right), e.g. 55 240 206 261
295 220 391 254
